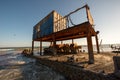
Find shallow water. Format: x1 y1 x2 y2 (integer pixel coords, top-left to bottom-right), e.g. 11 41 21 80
0 50 66 80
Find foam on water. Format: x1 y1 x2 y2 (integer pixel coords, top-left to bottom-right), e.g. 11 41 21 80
0 50 66 80
0 49 14 52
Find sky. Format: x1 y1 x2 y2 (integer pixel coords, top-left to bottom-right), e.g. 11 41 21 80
0 0 120 47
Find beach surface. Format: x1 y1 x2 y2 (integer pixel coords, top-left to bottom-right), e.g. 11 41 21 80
34 52 118 74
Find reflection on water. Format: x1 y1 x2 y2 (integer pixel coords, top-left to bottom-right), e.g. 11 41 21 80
0 50 66 80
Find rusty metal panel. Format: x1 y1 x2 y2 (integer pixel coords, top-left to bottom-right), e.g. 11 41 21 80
53 11 67 32
86 8 94 25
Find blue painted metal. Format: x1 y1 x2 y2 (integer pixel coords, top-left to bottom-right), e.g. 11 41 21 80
40 14 53 37
33 10 66 39
33 27 36 39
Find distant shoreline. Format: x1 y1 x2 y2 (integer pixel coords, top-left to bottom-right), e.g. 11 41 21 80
1 43 120 52
0 46 49 49
1 43 119 49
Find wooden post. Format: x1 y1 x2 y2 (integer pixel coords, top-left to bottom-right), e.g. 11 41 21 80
50 41 52 45
31 40 34 55
61 41 63 44
87 35 94 64
72 39 74 44
95 35 100 53
53 34 57 55
40 39 42 55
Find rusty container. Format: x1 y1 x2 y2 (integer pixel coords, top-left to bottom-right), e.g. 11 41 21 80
33 10 67 39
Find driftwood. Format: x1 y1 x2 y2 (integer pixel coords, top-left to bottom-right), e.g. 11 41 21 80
22 49 32 56
44 43 82 55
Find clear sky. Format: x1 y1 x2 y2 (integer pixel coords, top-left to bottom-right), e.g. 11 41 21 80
0 0 120 47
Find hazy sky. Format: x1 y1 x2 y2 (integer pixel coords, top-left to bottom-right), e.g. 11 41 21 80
0 0 120 47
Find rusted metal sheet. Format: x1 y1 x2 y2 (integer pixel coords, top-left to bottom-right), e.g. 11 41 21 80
86 5 94 25
54 11 67 32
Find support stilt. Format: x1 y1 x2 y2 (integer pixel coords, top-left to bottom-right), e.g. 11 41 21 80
31 40 34 55
87 34 94 64
95 35 100 53
72 39 74 44
40 39 42 55
61 41 63 44
53 34 57 55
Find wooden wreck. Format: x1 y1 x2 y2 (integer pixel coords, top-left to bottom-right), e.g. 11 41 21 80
32 4 100 64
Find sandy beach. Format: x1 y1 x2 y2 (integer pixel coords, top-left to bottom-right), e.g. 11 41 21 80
34 52 118 74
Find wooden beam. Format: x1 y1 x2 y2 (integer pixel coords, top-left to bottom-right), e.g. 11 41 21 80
55 34 87 41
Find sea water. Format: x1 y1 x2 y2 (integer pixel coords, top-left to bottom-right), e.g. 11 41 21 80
81 44 113 53
0 49 66 80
